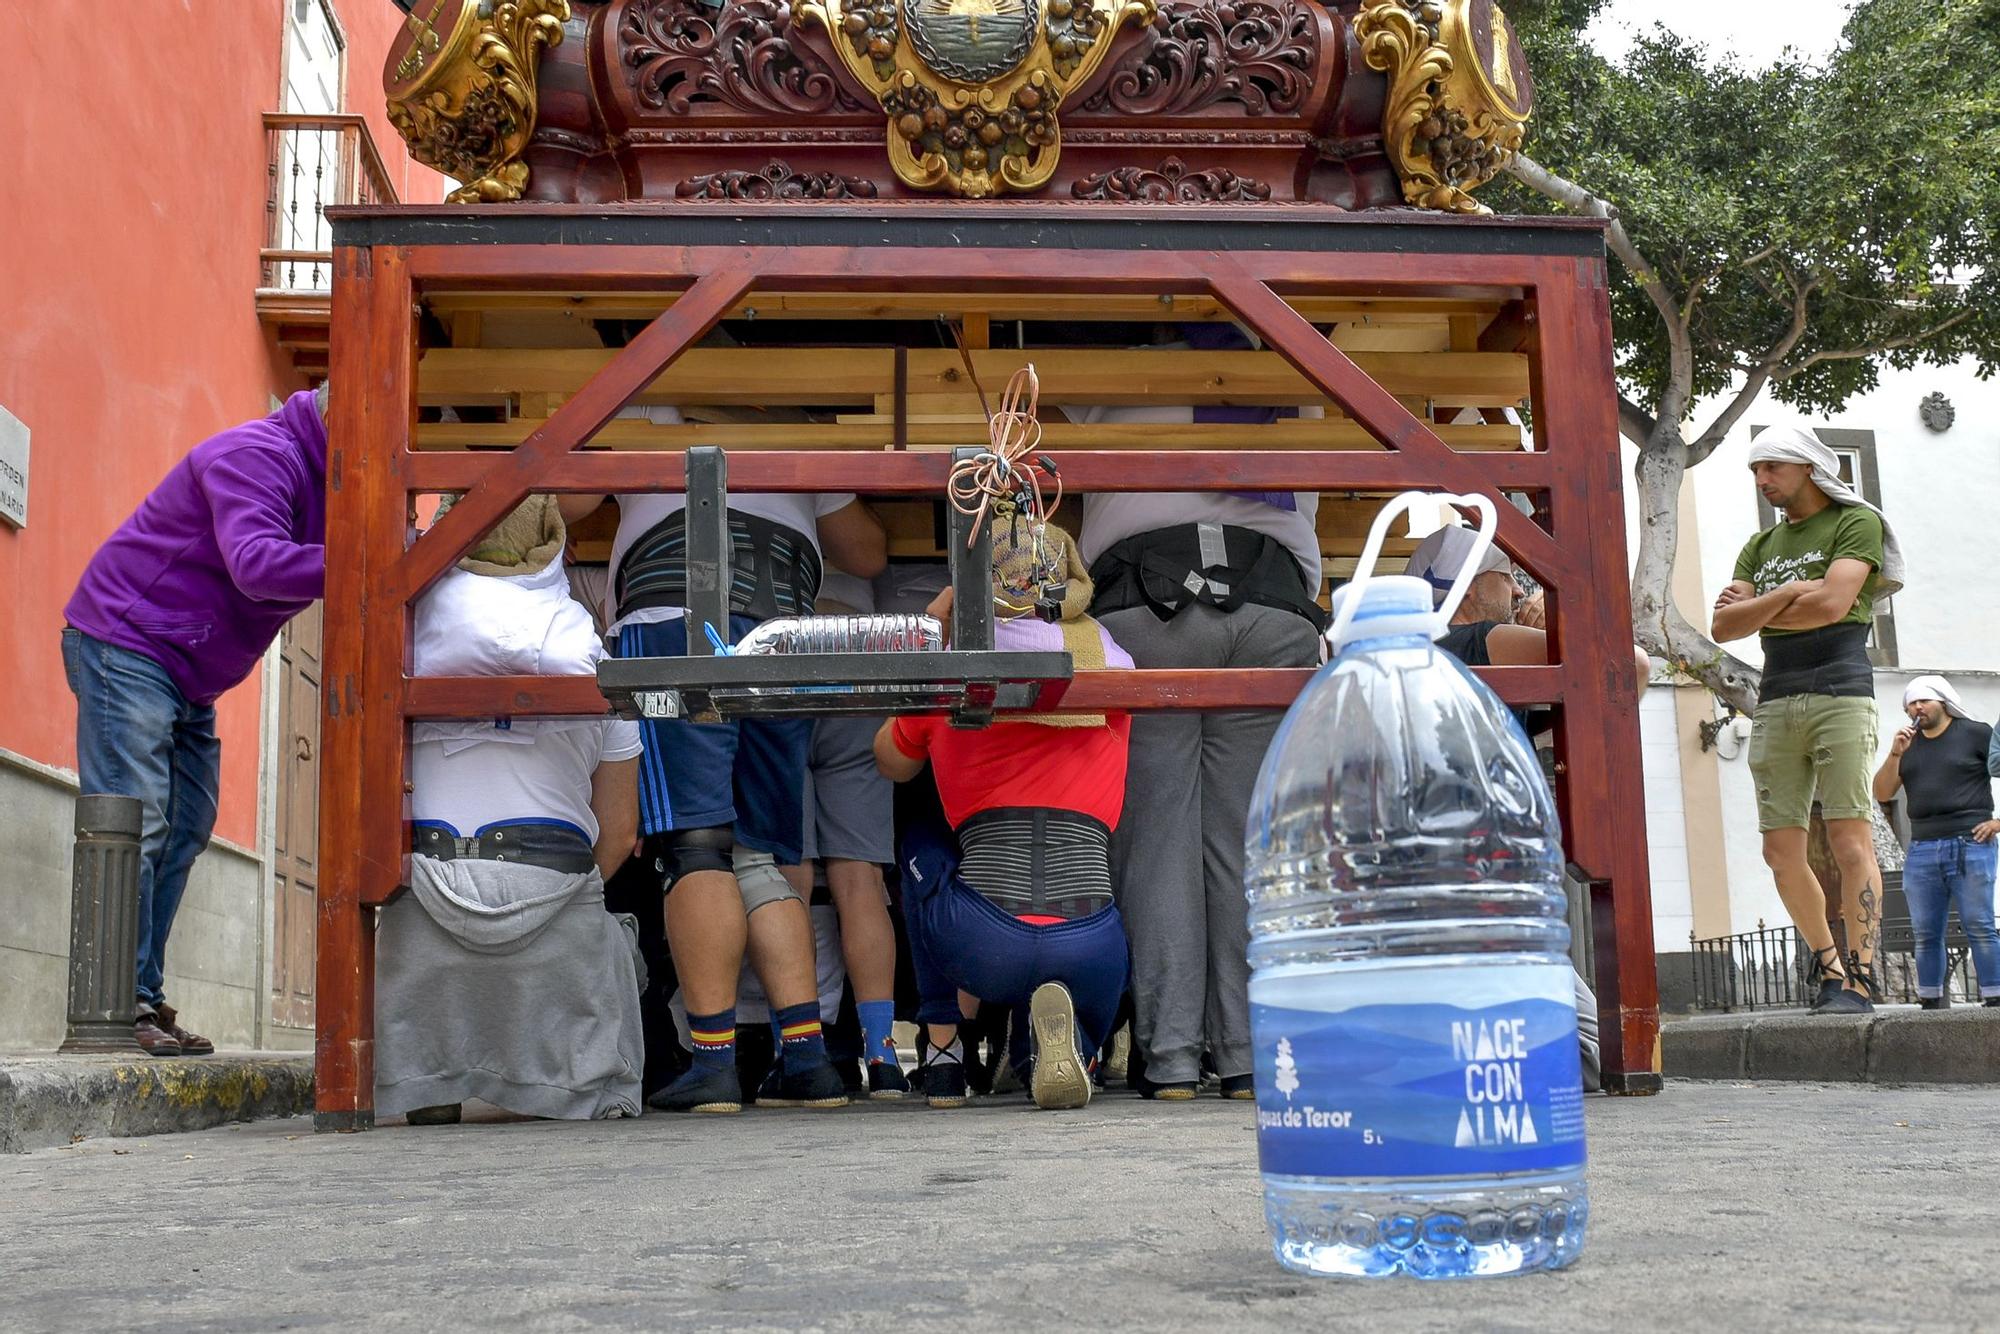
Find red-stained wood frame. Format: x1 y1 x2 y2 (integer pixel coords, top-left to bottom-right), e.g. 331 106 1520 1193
317 206 1661 1130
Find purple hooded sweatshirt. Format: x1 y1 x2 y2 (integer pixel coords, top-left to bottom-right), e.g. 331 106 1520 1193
64 391 328 706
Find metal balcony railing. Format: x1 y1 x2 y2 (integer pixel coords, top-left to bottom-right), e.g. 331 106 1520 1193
261 113 399 293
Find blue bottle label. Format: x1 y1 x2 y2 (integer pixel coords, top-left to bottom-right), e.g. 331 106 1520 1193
1250 962 1587 1179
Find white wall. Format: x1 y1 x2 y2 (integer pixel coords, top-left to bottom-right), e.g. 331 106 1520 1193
1639 688 1695 947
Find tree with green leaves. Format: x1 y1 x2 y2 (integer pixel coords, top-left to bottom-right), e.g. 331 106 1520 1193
1491 0 2000 710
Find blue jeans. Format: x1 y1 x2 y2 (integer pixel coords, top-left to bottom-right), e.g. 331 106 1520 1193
60 629 222 1009
897 789 1128 1065
1902 836 2000 999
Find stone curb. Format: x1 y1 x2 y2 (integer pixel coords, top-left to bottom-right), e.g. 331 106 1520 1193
0 1054 314 1153
1663 1008 2000 1084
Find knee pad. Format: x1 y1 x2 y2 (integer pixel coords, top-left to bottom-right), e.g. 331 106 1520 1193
663 826 735 884
733 846 804 915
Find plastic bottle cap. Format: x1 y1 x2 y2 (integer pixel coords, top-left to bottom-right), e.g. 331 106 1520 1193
1327 575 1441 649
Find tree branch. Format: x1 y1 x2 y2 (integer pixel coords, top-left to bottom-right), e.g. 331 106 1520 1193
1619 397 1659 447
1507 153 1696 432
1689 266 1818 464
1774 309 1975 381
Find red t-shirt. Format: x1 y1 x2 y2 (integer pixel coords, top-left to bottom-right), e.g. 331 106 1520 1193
890 713 1131 832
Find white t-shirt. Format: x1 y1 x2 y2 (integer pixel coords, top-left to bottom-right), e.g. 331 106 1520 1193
1061 404 1323 593
605 407 857 632
411 718 642 844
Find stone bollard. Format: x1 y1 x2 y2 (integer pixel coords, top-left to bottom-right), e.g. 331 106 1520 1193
59 794 144 1053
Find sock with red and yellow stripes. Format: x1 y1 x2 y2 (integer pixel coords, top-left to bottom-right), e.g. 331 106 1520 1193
772 1001 828 1075
687 1007 737 1074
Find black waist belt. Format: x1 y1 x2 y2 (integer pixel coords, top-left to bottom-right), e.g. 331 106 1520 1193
614 508 822 623
412 822 596 875
957 807 1114 920
1758 622 1873 702
1088 523 1326 630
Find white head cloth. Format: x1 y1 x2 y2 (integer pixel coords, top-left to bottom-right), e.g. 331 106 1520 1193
1746 425 1904 597
1903 674 1968 720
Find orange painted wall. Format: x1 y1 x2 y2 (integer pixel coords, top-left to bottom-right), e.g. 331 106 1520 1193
0 3 442 848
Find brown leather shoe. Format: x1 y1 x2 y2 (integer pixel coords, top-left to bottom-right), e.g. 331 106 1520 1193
154 1003 214 1056
133 1012 182 1057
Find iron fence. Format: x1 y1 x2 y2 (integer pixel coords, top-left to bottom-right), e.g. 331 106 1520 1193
261 113 398 292
1691 921 1979 1011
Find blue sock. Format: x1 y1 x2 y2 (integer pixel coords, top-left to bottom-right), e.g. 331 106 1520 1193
773 1001 828 1074
687 1007 736 1074
857 999 898 1066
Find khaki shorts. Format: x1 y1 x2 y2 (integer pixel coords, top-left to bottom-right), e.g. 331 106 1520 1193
1747 695 1879 831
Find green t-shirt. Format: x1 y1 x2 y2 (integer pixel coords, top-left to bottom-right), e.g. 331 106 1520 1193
1732 504 1883 637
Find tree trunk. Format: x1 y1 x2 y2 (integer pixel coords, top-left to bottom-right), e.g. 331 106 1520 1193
1629 431 1762 714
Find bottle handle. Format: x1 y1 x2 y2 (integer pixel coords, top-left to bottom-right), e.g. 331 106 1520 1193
1328 489 1501 647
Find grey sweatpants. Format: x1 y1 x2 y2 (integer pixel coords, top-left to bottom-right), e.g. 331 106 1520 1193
1099 602 1322 1084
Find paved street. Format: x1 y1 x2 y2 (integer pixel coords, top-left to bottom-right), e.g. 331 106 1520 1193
5 1081 1997 1331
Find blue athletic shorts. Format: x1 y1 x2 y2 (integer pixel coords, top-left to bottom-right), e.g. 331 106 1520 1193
614 615 811 863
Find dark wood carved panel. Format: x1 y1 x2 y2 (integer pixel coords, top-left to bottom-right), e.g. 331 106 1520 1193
1070 155 1272 200
1077 0 1322 118
675 159 880 197
500 0 1410 205
613 0 871 116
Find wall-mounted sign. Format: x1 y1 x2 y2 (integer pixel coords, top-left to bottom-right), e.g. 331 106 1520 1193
0 405 27 529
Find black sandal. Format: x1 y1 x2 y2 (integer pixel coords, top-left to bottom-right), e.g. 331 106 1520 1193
1845 954 1883 1004
1806 946 1848 1011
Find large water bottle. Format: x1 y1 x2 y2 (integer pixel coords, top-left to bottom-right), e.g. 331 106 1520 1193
1245 491 1587 1280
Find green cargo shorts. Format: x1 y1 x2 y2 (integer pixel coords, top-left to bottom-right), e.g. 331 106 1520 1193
1747 694 1879 832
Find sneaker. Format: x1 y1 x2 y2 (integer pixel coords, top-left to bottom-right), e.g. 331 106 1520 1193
133 1011 181 1058
922 1055 969 1109
1815 986 1875 1015
154 1003 214 1056
867 1060 911 1099
755 1060 851 1109
405 1103 462 1126
1919 997 1951 1011
1986 997 2000 1008
648 1064 743 1114
1028 982 1092 1111
1219 1074 1257 1101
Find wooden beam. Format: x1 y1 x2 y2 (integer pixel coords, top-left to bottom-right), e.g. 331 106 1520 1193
316 243 417 1130
401 242 1552 293
422 291 1509 323
404 447 1553 494
1527 255 1659 1092
411 419 1529 452
400 664 1567 724
399 263 765 599
415 347 1530 408
1208 268 1563 581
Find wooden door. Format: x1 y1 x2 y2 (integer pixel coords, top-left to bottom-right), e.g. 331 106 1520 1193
272 603 323 1029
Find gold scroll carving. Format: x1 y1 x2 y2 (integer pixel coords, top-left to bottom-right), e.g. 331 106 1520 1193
385 0 571 204
796 0 1156 198
1353 0 1534 214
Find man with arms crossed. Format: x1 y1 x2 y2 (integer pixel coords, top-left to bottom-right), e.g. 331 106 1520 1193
1712 426 1906 1014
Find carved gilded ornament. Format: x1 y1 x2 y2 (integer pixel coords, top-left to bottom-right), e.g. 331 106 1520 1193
1353 0 1533 214
385 0 571 203
795 0 1155 197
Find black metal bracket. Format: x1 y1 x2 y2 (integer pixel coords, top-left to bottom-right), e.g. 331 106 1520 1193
605 441 1069 726
684 446 729 657
598 650 1072 725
